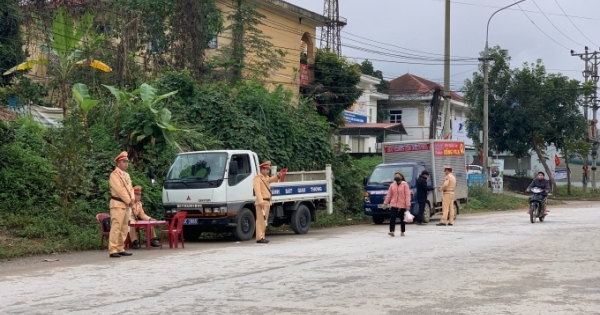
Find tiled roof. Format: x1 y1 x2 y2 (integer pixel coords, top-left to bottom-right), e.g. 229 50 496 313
389 73 463 101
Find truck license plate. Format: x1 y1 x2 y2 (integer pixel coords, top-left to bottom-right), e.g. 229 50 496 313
184 218 198 225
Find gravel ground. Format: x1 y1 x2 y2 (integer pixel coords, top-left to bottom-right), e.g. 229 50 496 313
1 201 599 315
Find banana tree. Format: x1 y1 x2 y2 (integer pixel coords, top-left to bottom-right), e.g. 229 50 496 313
103 83 182 151
72 83 100 151
2 6 112 117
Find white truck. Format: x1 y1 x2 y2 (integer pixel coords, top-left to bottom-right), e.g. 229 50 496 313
160 150 333 241
363 140 468 224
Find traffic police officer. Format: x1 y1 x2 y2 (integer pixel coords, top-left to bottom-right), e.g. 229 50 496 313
437 166 456 226
108 151 135 258
253 161 280 244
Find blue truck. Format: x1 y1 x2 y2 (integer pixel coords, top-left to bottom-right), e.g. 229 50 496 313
363 140 468 224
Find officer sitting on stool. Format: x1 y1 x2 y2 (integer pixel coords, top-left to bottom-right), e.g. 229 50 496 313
129 186 160 248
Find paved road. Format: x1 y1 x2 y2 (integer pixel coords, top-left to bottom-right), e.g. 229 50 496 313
2 202 600 315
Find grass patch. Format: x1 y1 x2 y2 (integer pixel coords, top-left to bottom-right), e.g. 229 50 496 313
0 213 100 259
462 186 528 213
553 185 600 200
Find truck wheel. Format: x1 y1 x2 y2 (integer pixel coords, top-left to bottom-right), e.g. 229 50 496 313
453 201 459 220
422 203 431 223
291 204 311 234
233 208 255 241
182 227 201 241
372 215 385 225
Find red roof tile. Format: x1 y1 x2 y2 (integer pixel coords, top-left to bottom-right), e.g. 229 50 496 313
389 73 463 101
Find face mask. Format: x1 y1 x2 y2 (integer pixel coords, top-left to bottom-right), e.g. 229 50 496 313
395 177 401 182
537 176 544 180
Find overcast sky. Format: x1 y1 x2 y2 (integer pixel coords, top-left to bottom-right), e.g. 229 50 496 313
285 0 600 94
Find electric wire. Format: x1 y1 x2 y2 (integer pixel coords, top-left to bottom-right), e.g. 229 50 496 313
514 1 571 50
553 0 600 48
530 0 585 47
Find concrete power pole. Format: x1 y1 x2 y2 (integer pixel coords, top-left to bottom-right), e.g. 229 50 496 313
591 53 600 190
441 0 452 140
571 47 597 192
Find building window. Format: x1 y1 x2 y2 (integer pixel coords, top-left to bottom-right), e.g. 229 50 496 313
369 108 373 123
389 110 402 123
437 111 442 127
207 36 218 49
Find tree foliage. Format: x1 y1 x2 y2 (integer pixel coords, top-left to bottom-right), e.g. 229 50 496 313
0 0 26 86
303 48 362 127
464 46 589 190
110 0 223 81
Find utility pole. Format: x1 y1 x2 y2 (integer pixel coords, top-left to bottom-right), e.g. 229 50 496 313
571 46 600 192
441 0 451 140
481 0 525 191
592 53 599 190
480 53 491 189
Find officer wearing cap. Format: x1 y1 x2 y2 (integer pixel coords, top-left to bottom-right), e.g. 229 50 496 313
253 161 280 244
437 166 456 226
129 186 160 249
415 170 435 225
108 151 135 258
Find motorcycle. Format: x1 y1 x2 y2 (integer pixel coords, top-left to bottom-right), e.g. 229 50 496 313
528 187 546 223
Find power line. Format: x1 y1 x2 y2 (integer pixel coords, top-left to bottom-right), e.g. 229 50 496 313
514 1 571 51
342 30 475 60
530 0 584 47
553 0 600 48
428 0 600 22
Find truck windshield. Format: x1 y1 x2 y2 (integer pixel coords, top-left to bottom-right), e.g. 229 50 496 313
368 165 414 185
166 153 228 182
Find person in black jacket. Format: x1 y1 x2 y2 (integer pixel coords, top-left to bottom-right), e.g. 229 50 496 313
526 171 550 214
415 170 435 225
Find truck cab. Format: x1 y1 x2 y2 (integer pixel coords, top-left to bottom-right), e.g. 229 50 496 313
363 162 432 224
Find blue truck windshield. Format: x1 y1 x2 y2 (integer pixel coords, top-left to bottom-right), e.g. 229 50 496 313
166 153 228 182
368 165 415 185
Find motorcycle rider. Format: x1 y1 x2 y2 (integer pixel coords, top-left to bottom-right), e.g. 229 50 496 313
526 172 550 215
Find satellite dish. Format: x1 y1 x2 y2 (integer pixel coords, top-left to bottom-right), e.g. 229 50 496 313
466 155 474 164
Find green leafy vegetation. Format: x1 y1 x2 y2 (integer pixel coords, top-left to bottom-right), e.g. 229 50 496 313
301 48 363 127
0 0 26 86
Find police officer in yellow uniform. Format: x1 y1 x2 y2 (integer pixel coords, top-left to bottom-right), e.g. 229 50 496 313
108 151 135 258
129 186 160 249
437 166 457 226
253 161 280 244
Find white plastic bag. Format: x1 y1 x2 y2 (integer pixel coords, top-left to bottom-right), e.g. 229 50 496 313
404 210 414 223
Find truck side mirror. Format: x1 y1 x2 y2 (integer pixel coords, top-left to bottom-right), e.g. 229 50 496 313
363 177 368 186
148 166 156 185
229 161 239 176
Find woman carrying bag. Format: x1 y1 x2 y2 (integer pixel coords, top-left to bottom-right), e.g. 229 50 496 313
383 172 412 237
